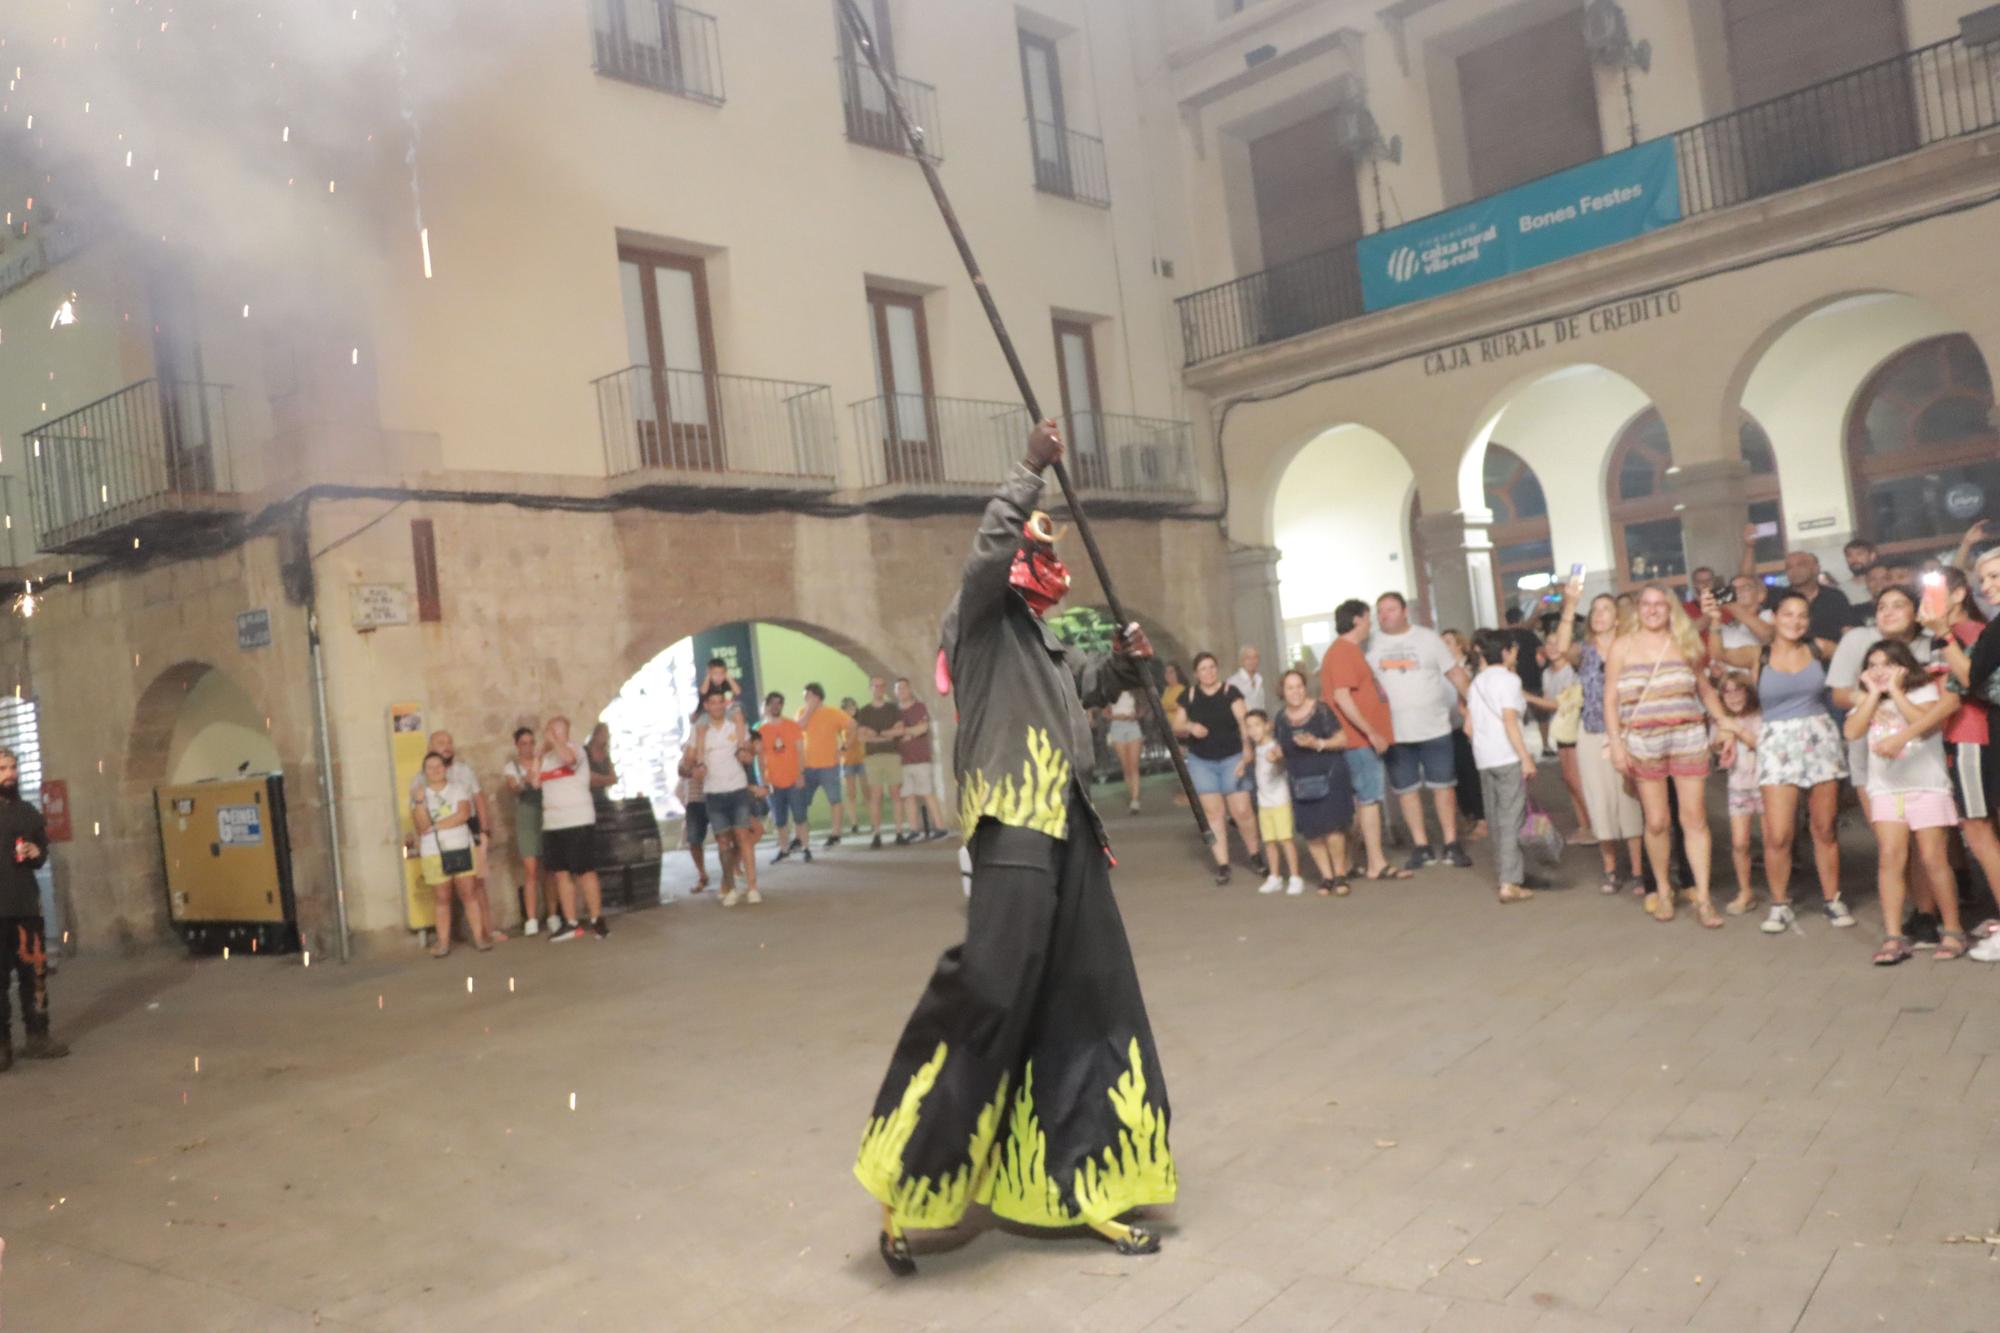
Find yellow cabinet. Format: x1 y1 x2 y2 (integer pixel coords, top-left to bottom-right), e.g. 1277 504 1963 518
155 775 297 953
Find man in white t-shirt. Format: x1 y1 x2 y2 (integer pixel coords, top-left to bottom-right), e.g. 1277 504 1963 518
686 689 761 907
538 716 605 942
1366 592 1472 871
1226 646 1266 714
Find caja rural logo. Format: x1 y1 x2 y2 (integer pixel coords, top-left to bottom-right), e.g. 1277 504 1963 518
1386 246 1420 283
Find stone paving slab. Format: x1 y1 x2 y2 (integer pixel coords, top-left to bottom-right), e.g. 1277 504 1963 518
2 781 1998 1330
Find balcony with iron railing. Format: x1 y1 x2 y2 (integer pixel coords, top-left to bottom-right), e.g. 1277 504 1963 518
838 59 942 161
593 366 838 500
851 395 1199 512
1177 34 2000 366
590 0 724 106
24 379 241 555
1030 121 1111 207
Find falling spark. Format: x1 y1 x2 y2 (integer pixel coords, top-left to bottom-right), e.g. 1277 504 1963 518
99 484 106 503
508 976 515 992
124 151 131 167
419 227 432 279
465 976 473 993
377 995 384 1009
327 180 336 193
281 126 289 142
222 946 229 960
241 304 249 319
568 1093 576 1111
302 951 311 967
193 1056 199 1072
152 169 158 181
49 298 76 328
92 820 99 836
351 347 359 365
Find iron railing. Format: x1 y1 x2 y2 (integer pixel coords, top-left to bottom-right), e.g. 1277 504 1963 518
1063 412 1197 498
591 0 724 106
852 394 1026 489
838 59 942 161
1030 121 1111 207
852 396 1197 500
1178 34 2000 366
594 366 837 484
24 379 234 549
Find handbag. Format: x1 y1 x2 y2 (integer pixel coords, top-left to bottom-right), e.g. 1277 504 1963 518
1519 798 1565 864
439 846 475 877
1291 773 1333 802
1551 682 1584 745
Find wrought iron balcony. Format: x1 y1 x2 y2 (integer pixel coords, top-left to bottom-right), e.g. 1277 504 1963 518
1029 121 1111 208
593 366 837 499
591 0 724 106
1178 33 2000 366
23 379 240 555
838 59 942 161
852 396 1199 512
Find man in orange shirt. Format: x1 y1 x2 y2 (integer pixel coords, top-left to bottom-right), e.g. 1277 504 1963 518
758 692 812 863
1321 599 1411 882
798 683 853 848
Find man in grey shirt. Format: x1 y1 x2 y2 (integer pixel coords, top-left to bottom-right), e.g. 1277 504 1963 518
1366 592 1472 870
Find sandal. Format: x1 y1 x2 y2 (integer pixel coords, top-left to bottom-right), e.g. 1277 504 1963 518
1696 900 1723 930
1600 872 1620 895
1644 891 1675 923
1316 879 1351 897
1497 884 1534 903
1935 929 1969 962
1873 936 1913 966
1363 865 1414 881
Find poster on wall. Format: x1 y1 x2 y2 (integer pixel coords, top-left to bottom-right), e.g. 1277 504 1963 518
41 780 70 843
692 623 759 713
1358 139 1682 313
389 703 433 931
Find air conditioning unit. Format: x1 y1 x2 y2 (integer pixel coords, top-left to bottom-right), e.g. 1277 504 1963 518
1584 0 1652 71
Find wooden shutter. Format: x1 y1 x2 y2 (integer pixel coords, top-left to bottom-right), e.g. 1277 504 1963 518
411 519 442 623
1457 8 1602 198
1723 0 1904 105
1248 110 1363 269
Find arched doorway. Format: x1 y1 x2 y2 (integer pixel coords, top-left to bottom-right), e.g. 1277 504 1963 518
1271 423 1419 655
1483 444 1552 613
1606 410 1785 587
1846 333 1998 556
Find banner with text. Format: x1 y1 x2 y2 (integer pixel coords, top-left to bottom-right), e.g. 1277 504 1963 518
1359 139 1682 312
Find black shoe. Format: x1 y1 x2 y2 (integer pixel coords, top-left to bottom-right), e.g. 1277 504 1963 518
894 832 916 846
879 1229 916 1277
1404 846 1436 872
1440 843 1474 869
549 922 583 943
591 917 609 939
801 846 814 863
870 833 884 850
773 844 791 864
22 1032 69 1059
1907 911 1942 949
1113 1223 1162 1256
823 835 841 849
925 828 949 842
1248 850 1269 876
1213 865 1231 887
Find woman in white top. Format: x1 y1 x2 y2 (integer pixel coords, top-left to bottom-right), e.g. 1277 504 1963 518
412 751 492 957
1105 690 1144 816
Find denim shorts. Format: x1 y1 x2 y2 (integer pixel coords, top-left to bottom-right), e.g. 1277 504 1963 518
705 788 751 834
1384 734 1456 794
1186 752 1250 797
803 765 844 806
1343 746 1386 806
767 783 810 828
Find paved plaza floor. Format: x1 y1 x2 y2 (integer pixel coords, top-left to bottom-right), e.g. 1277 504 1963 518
4 780 1999 1331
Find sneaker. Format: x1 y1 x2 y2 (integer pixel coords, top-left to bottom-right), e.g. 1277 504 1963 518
1128 801 1141 816
1439 843 1474 869
721 888 741 907
871 833 884 851
823 835 841 849
1213 865 1232 887
801 846 814 863
545 913 562 933
1970 932 2000 962
1760 904 1796 935
591 917 609 939
894 832 916 846
549 922 584 943
1285 876 1305 896
1905 912 1941 948
1404 846 1436 872
522 917 540 937
1257 874 1284 895
925 828 950 841
1824 898 1857 928
746 888 762 905
20 1033 67 1059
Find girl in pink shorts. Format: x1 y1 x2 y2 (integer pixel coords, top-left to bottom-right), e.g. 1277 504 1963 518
1844 641 1966 963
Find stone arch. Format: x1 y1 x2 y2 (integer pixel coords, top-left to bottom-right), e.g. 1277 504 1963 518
1842 333 1998 556
1268 422 1421 641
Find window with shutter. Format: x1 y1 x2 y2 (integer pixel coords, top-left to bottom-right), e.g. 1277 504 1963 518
1457 8 1602 198
411 519 442 623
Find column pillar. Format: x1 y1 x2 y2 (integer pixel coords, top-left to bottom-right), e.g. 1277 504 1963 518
1227 543 1284 661
1413 511 1497 633
1665 458 1752 582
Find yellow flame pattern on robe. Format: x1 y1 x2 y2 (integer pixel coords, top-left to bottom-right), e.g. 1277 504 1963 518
958 726 1071 842
856 1038 1176 1231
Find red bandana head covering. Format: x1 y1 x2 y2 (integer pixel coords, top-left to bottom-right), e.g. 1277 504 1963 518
1009 512 1070 618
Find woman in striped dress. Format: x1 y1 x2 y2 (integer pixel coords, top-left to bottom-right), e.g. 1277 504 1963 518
1604 585 1727 927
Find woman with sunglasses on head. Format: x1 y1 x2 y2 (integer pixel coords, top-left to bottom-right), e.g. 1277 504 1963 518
1547 575 1648 898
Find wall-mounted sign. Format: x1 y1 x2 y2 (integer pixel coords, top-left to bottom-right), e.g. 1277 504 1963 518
1362 139 1682 313
41 779 70 843
1420 289 1683 376
351 583 412 630
237 608 272 650
1946 482 1985 521
218 804 263 846
1796 515 1839 532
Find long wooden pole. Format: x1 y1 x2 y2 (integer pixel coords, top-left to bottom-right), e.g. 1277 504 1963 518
834 0 1213 845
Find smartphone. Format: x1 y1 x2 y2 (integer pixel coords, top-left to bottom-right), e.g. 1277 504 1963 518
1750 521 1779 540
1713 586 1737 605
1920 570 1948 622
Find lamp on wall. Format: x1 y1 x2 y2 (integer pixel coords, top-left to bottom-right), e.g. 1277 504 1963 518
1584 0 1652 147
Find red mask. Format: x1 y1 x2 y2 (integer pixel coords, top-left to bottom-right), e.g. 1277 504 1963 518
1009 512 1070 617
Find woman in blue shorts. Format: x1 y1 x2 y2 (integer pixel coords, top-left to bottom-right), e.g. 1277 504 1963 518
1176 651 1264 885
